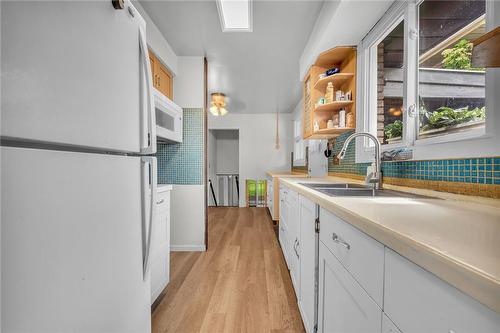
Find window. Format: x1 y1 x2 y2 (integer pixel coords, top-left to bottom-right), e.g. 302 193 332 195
417 0 486 139
376 20 405 145
293 118 306 165
357 0 499 161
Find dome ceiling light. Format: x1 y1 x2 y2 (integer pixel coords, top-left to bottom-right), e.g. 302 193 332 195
210 92 228 116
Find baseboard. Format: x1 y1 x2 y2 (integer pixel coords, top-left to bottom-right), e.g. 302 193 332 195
170 245 206 252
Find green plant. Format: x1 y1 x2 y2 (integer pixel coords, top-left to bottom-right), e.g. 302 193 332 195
441 39 474 70
421 106 485 131
384 120 403 139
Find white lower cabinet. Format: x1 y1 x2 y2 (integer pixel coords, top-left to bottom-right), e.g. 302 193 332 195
276 190 500 333
318 241 382 333
287 190 300 293
384 248 500 333
267 177 274 218
298 195 316 333
278 214 290 269
151 188 171 303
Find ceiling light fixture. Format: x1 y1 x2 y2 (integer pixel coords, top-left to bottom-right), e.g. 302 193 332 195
210 92 228 116
216 0 252 32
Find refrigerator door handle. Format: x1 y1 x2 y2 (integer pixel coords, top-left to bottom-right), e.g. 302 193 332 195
141 156 157 280
139 26 156 155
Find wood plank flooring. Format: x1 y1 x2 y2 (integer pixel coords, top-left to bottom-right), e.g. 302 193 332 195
152 207 305 333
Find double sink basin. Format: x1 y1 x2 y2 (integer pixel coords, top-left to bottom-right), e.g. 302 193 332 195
300 183 437 199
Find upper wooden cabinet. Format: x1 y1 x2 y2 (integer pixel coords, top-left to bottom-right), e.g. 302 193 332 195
149 49 173 100
303 46 357 139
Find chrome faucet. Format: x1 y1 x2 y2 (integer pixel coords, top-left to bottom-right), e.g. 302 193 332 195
337 132 382 189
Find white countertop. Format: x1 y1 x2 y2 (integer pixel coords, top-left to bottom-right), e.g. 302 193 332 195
279 176 500 314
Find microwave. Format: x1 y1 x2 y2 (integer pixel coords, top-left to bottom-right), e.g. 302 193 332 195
153 88 183 143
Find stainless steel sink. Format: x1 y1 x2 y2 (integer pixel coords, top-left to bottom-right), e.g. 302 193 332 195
299 183 439 199
300 183 369 190
314 187 439 199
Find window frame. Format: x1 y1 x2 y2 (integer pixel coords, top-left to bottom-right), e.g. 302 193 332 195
293 117 306 166
356 0 500 163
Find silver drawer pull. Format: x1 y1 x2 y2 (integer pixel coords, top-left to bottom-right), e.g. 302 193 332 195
156 199 165 205
332 232 350 250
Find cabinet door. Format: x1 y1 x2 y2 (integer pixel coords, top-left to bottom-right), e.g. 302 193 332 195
149 49 157 89
157 63 173 100
287 190 300 293
384 248 500 333
151 191 171 303
298 195 316 333
278 215 290 270
267 180 273 215
318 241 382 333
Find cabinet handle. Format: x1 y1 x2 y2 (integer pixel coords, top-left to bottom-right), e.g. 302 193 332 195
294 238 300 259
332 232 350 250
156 199 165 205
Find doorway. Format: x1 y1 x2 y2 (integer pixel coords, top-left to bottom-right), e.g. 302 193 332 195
208 129 239 207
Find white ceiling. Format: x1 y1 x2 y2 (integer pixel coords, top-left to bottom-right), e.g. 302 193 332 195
139 0 323 113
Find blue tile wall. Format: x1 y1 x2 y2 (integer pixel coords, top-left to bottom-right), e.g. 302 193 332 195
156 108 204 185
328 131 500 185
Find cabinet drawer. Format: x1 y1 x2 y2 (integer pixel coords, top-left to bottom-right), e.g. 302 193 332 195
384 248 500 333
319 208 384 306
156 191 170 214
318 242 382 333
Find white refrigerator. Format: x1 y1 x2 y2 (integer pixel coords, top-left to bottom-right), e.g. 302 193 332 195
1 1 157 332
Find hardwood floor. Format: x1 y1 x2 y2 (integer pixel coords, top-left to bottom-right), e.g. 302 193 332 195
152 207 305 333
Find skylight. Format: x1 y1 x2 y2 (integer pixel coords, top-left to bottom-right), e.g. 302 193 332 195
216 0 252 32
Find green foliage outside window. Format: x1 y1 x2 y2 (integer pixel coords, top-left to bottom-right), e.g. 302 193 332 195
384 120 403 139
421 106 485 131
441 39 483 71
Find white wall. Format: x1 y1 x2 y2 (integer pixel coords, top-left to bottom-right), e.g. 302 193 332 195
215 130 239 174
133 1 178 75
208 130 217 206
208 130 239 207
209 113 293 207
174 57 205 108
170 56 206 251
299 1 392 79
170 185 206 251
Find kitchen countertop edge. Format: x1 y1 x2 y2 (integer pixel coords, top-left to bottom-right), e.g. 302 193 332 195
279 176 500 315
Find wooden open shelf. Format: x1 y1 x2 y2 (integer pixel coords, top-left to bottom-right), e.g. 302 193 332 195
308 127 355 140
313 73 354 91
302 46 357 139
314 100 353 113
314 47 356 68
472 26 500 68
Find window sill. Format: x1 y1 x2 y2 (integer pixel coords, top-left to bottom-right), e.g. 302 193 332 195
414 127 487 146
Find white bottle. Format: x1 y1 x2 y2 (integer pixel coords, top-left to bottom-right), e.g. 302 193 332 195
339 108 346 128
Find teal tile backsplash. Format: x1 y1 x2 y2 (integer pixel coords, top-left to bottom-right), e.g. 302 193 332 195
156 108 204 185
329 131 500 185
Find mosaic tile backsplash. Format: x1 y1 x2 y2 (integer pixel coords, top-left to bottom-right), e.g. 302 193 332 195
156 108 204 185
328 131 500 186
